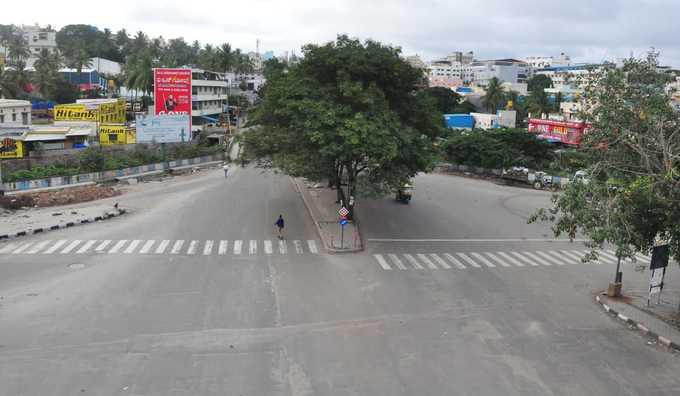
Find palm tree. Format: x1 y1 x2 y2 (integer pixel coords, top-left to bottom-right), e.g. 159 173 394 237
217 43 235 72
124 50 155 101
7 34 30 66
0 64 18 98
482 77 504 113
33 49 62 99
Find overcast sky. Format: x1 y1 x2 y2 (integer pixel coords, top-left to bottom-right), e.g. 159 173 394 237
3 0 679 66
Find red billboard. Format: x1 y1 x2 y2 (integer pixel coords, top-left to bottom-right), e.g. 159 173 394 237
154 68 192 125
528 118 591 146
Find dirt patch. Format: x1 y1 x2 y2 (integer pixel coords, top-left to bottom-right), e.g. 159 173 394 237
13 185 122 208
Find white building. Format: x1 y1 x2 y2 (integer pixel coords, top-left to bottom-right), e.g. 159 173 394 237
0 25 58 68
534 64 604 89
470 59 531 88
405 55 427 70
428 61 473 85
470 110 517 129
90 57 122 76
191 69 229 127
0 99 31 127
524 53 571 69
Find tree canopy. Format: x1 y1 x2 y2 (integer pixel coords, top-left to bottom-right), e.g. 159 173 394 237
243 35 443 211
424 87 462 114
531 53 680 267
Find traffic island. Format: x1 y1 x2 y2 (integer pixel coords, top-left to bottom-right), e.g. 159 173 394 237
291 177 363 254
595 290 680 353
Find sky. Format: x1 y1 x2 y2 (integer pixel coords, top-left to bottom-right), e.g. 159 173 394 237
3 0 680 67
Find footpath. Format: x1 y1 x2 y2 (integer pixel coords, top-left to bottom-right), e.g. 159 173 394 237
595 276 680 353
292 178 362 253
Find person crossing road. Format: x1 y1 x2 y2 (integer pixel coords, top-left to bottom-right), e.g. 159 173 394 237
275 215 285 240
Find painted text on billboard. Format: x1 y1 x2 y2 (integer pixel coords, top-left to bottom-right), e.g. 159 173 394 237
136 114 190 143
154 68 192 120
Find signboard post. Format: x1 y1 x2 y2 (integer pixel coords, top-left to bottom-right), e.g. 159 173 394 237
153 68 192 129
338 207 350 249
648 244 670 306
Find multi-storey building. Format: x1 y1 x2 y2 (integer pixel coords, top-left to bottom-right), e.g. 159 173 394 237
0 25 58 68
190 69 229 126
470 59 531 88
524 53 571 69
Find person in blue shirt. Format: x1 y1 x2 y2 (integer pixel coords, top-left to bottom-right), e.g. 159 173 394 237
275 215 285 240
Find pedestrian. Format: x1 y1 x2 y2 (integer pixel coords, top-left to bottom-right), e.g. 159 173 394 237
275 215 285 240
223 163 230 178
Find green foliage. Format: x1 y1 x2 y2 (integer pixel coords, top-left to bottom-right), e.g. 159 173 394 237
424 87 462 114
442 129 553 170
53 77 81 103
532 52 680 264
527 74 553 93
245 35 442 205
482 77 504 113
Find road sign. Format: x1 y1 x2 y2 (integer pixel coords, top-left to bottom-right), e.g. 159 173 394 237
340 219 349 226
338 207 349 217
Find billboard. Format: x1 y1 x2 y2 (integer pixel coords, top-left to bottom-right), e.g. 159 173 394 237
135 114 190 143
0 137 24 158
154 68 192 123
54 100 126 123
527 118 591 146
99 125 136 145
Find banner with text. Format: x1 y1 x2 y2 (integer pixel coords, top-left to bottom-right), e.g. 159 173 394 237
154 68 192 130
135 114 190 143
0 137 24 158
54 100 126 123
99 124 136 145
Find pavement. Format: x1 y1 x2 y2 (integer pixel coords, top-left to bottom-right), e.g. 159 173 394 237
293 178 362 252
2 170 680 395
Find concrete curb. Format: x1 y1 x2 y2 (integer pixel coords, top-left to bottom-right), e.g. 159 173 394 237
290 177 363 254
0 209 127 241
595 294 680 352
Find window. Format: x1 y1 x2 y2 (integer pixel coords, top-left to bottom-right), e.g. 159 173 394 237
0 114 4 123
12 113 16 122
22 112 28 125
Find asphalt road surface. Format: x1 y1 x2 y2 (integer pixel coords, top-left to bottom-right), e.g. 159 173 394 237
1 169 679 395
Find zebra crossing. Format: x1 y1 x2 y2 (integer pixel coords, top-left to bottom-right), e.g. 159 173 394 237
373 250 651 271
0 239 321 257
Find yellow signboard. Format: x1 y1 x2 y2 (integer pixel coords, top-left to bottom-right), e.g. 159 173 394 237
0 137 24 159
99 125 136 145
54 100 126 123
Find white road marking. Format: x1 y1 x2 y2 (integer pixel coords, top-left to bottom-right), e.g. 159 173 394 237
388 254 408 270
12 242 34 254
124 240 143 254
76 240 98 254
523 251 551 266
547 250 577 265
218 240 229 255
430 254 452 269
510 251 540 266
139 240 155 254
635 254 650 263
404 254 424 269
0 242 20 254
417 253 438 269
586 250 613 264
560 250 584 264
278 240 287 255
457 253 482 268
61 240 82 254
599 250 619 262
108 240 128 254
44 240 68 254
471 252 496 268
293 240 303 254
443 253 467 269
95 240 112 253
374 254 392 270
233 240 243 255
203 240 214 255
249 240 257 255
264 240 273 255
187 240 198 255
155 240 170 254
485 252 512 267
307 240 319 254
496 251 524 267
27 240 52 254
170 240 184 255
535 251 566 265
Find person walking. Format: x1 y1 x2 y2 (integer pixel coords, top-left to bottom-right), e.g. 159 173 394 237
275 215 285 240
223 163 230 178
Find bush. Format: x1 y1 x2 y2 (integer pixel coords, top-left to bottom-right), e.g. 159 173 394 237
0 195 35 209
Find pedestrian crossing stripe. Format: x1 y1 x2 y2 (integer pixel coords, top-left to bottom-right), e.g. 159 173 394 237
0 239 323 256
372 250 652 271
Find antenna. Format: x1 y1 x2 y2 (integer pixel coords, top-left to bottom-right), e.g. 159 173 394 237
256 39 260 55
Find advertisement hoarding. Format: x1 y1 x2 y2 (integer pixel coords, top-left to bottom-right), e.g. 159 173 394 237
135 114 190 143
54 100 126 123
99 124 136 145
527 118 591 146
154 68 192 129
0 137 24 158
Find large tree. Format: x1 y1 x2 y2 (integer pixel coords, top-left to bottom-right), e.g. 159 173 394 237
531 53 680 290
527 74 553 94
425 86 462 114
33 48 63 99
243 35 442 212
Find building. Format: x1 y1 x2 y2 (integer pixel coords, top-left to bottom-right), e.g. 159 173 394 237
405 55 427 70
470 111 517 129
90 57 122 76
524 53 571 69
470 59 531 88
191 69 229 128
528 118 591 146
0 25 58 68
533 63 605 89
428 61 473 86
443 114 474 129
60 68 109 93
0 99 31 127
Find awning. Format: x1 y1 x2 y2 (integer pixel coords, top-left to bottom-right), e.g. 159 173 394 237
23 134 67 142
66 129 93 137
200 115 219 123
